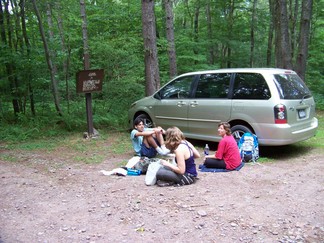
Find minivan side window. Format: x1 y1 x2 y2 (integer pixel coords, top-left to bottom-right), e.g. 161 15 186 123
232 73 271 99
195 73 231 98
159 75 193 99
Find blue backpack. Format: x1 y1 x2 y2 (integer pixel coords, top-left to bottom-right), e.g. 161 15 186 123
238 133 259 162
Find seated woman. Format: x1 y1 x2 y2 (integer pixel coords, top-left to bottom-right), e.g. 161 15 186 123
204 122 242 170
156 127 200 186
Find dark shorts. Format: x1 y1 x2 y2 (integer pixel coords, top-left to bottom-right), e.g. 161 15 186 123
141 144 157 158
140 137 160 158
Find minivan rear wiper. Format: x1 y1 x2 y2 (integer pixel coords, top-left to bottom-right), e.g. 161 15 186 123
300 94 311 104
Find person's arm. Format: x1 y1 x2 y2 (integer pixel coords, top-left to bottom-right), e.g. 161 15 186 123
134 130 155 137
154 126 165 134
161 146 186 174
205 153 216 159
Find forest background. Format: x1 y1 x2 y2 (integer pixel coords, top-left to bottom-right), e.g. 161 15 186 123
0 0 323 141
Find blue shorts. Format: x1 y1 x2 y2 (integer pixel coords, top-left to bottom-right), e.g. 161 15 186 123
141 144 157 158
140 137 160 158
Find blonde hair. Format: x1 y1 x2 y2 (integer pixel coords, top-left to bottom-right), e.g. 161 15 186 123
165 127 185 151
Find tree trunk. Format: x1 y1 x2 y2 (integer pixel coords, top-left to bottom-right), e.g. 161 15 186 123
250 0 257 67
20 0 36 116
295 0 312 81
274 0 282 67
163 0 177 78
142 0 160 96
227 0 235 68
46 3 58 79
275 0 293 69
56 2 71 113
206 1 215 65
1 0 20 114
289 0 299 61
267 0 274 66
32 0 63 116
193 5 199 63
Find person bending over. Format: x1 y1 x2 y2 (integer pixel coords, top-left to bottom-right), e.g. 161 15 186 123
131 117 169 158
156 126 200 186
204 122 242 170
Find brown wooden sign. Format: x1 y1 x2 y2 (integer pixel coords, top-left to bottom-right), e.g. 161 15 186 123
76 69 104 93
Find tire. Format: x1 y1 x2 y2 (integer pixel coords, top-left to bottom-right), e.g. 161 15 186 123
135 114 154 128
231 125 253 144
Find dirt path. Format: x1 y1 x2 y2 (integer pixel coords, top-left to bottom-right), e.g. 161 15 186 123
0 146 324 243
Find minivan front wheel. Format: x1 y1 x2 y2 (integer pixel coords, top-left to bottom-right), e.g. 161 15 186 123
134 114 153 128
231 125 253 144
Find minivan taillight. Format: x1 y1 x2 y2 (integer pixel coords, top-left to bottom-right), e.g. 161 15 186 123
274 104 287 124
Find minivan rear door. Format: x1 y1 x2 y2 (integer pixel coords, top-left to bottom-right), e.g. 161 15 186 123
187 73 232 141
273 73 317 135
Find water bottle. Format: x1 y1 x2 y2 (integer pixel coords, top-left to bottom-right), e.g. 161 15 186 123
204 144 209 156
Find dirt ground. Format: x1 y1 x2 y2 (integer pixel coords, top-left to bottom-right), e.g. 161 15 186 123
0 137 324 243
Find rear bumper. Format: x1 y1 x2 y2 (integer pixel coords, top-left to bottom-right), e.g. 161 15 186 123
256 117 318 146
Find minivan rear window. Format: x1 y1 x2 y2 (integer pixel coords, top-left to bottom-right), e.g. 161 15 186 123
273 74 312 99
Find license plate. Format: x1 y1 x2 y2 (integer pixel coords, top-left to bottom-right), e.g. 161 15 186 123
298 109 306 119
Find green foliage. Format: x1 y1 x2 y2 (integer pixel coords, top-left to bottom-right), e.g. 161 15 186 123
0 0 323 135
303 111 324 149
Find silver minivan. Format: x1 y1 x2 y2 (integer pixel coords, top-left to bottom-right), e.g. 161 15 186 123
128 68 318 146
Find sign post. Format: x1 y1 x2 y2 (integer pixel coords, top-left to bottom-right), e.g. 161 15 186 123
76 69 104 137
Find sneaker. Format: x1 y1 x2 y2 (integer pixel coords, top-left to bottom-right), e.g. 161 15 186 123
156 146 169 156
161 145 170 155
157 180 174 187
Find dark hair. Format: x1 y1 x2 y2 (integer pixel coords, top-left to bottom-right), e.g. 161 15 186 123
134 117 144 127
218 122 231 135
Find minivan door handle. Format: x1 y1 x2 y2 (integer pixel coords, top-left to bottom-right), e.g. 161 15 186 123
177 101 186 107
190 101 198 107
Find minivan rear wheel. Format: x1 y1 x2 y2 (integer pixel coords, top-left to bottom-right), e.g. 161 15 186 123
134 114 153 128
231 125 253 144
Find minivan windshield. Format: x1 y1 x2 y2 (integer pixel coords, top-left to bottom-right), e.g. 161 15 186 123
273 74 312 99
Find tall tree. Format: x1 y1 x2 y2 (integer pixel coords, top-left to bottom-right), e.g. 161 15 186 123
163 0 177 78
20 0 35 116
55 1 71 113
206 1 215 65
250 0 257 67
142 0 160 95
1 0 20 114
289 0 299 59
193 4 200 64
295 0 312 81
267 0 275 66
46 3 58 80
32 0 63 116
274 0 293 69
226 0 235 68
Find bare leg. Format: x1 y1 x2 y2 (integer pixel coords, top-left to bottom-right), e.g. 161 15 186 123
155 130 165 146
144 135 159 149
